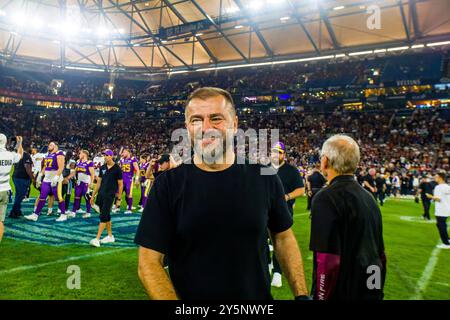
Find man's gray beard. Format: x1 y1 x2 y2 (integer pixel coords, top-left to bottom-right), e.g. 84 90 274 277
193 138 226 165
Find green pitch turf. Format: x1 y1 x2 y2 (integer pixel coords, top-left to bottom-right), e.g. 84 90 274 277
0 186 449 300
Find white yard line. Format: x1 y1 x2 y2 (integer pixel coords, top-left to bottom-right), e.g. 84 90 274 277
410 243 442 300
293 212 309 217
0 248 132 276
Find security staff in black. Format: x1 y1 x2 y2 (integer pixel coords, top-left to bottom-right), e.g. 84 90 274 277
9 150 33 218
310 134 386 300
268 141 305 288
306 166 327 210
135 87 309 300
418 176 433 220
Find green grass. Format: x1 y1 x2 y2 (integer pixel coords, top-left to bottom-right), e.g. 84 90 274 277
0 186 449 300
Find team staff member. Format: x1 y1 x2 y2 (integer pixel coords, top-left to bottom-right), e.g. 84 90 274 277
89 149 123 247
9 146 33 218
269 141 305 288
310 134 386 300
306 164 326 210
363 168 377 198
135 87 309 300
418 175 433 220
375 172 387 206
426 171 450 249
0 135 23 243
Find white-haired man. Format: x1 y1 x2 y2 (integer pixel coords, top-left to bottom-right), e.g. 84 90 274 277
310 134 386 300
0 135 23 243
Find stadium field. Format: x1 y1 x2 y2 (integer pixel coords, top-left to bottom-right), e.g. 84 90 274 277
0 187 448 300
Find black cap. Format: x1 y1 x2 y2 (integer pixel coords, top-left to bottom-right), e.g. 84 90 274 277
158 154 170 164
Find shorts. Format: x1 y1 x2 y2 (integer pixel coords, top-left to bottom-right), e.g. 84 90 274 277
0 190 8 222
95 193 115 223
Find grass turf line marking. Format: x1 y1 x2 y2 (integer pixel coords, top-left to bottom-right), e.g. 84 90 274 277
0 248 132 276
410 242 442 300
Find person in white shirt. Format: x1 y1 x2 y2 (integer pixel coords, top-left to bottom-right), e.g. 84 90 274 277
0 134 23 243
426 171 450 249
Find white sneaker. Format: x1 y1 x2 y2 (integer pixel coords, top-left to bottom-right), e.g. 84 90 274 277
89 238 100 247
23 198 29 202
57 209 61 214
56 214 67 222
124 210 132 214
268 262 274 274
82 213 91 219
66 211 76 218
47 210 53 216
111 207 119 213
437 244 450 249
25 213 39 221
132 206 137 210
100 235 115 244
138 207 144 213
76 209 85 214
271 272 282 288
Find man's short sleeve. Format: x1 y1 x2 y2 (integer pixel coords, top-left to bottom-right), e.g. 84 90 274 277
434 185 442 198
135 174 173 254
268 175 293 233
310 191 341 254
291 167 304 189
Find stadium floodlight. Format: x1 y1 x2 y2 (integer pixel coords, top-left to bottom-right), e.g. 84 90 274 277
195 33 203 36
248 0 263 11
333 6 345 10
224 7 240 14
234 25 243 29
427 40 450 47
11 13 26 26
387 46 409 51
348 50 373 56
267 0 286 5
96 27 110 38
161 40 168 43
65 66 104 72
334 53 346 58
31 18 44 29
411 44 425 49
374 49 387 53
280 16 290 21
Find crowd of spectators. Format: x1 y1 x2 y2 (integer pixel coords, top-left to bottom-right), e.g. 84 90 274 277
0 51 447 102
0 104 448 182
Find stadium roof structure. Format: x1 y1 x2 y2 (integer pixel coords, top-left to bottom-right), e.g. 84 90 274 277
0 0 449 75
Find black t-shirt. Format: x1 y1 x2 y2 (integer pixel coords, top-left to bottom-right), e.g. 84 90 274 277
274 163 304 210
308 171 327 190
98 163 123 195
419 181 433 199
13 152 32 179
310 175 385 300
134 160 293 300
375 177 386 191
362 174 376 194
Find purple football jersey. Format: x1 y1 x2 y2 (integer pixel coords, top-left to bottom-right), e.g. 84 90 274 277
120 156 137 181
140 162 149 182
76 160 94 175
44 150 64 172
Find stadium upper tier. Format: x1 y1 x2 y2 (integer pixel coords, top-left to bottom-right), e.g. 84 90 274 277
0 51 448 104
